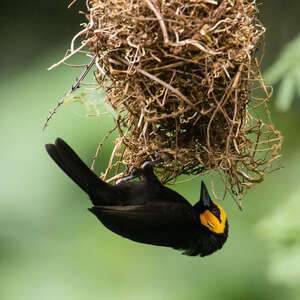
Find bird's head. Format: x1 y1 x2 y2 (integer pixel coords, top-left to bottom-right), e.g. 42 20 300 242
194 181 227 235
181 181 228 257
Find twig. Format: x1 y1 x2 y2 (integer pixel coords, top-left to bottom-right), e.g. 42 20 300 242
144 0 169 45
91 125 117 171
102 139 123 181
47 42 89 71
71 28 89 52
136 67 199 110
43 54 98 130
68 0 79 9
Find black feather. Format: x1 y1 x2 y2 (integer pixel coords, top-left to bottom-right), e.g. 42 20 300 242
45 138 229 257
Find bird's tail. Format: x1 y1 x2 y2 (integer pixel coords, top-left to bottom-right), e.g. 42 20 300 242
45 138 107 198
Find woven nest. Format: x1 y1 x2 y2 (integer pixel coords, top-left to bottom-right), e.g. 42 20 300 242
56 0 283 204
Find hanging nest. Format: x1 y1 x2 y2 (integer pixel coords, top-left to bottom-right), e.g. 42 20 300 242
57 0 283 204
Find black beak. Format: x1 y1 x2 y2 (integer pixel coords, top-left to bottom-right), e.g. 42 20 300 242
194 181 212 211
200 181 212 208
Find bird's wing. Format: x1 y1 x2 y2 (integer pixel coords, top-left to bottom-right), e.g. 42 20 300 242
115 181 192 205
89 202 198 247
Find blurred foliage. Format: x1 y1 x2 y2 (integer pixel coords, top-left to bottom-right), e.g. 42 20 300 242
257 34 300 300
64 89 116 118
257 185 300 292
264 34 300 111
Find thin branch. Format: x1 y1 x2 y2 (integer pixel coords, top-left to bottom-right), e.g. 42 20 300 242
144 0 169 45
43 54 98 130
68 0 79 9
47 42 89 71
71 28 89 52
91 125 117 171
136 67 198 110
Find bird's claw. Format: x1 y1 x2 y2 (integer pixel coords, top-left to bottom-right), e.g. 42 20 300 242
116 168 142 185
116 156 163 185
141 158 163 169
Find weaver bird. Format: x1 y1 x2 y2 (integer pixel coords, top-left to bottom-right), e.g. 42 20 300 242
45 138 228 256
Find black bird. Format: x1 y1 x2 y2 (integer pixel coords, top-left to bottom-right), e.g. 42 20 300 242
45 138 228 257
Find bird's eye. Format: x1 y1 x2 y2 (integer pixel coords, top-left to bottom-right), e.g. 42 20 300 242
211 206 220 217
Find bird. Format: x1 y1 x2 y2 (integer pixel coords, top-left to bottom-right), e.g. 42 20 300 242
45 138 228 257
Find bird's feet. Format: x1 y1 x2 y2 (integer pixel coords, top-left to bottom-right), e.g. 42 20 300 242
116 168 142 185
141 157 163 169
116 153 163 185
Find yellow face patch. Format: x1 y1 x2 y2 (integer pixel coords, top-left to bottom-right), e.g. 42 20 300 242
199 202 227 234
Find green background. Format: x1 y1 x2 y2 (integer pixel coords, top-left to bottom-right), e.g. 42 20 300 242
1 1 300 299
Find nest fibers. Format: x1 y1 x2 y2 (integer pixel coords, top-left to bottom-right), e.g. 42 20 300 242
64 0 282 204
